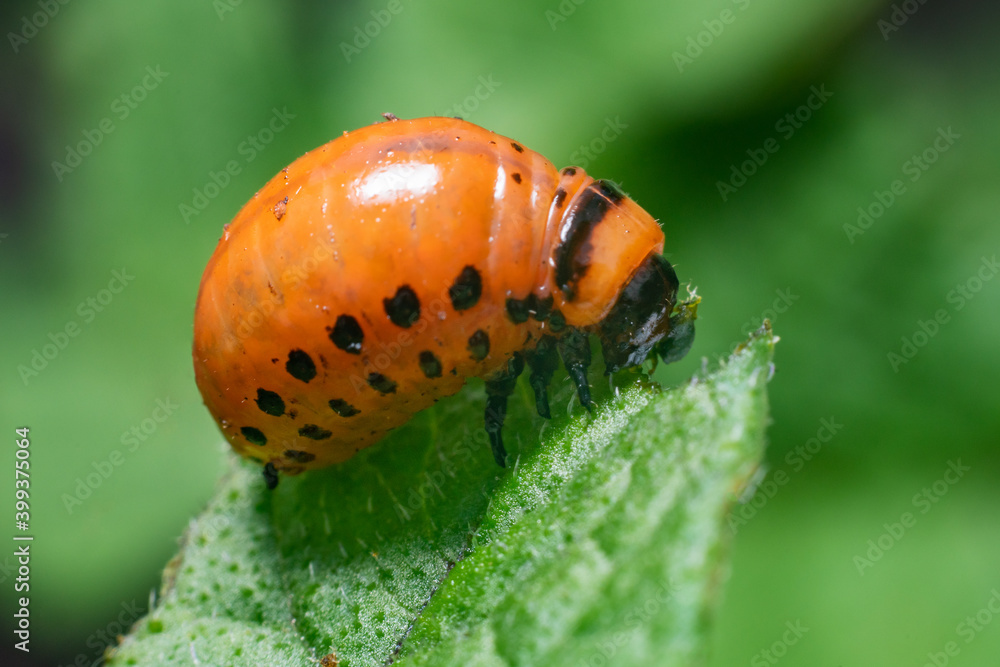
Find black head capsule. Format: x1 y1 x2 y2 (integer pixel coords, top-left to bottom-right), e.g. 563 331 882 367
596 253 688 374
655 294 700 365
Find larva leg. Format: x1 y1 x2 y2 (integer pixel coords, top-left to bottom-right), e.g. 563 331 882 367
557 329 593 413
525 335 559 419
483 353 526 467
263 461 279 490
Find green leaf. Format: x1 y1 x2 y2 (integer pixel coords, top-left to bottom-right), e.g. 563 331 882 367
107 326 775 667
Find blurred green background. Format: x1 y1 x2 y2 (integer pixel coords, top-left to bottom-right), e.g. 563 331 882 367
2 0 998 665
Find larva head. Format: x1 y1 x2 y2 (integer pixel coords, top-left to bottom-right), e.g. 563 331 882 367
597 252 697 373
551 177 696 373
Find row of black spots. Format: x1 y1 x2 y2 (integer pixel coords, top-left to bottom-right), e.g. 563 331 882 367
256 384 361 417
241 397 354 446
505 293 554 325
552 179 626 301
326 264 482 360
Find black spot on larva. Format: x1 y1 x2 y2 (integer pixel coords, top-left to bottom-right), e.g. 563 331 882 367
240 427 267 446
533 294 554 321
553 180 624 301
284 449 316 462
506 297 530 324
298 425 332 440
468 330 490 361
511 142 524 153
329 315 363 354
367 372 398 394
511 172 522 184
561 167 577 176
286 349 317 382
383 285 421 328
254 388 285 416
549 310 567 333
553 187 567 208
329 398 360 417
419 350 443 378
449 265 482 311
506 293 554 324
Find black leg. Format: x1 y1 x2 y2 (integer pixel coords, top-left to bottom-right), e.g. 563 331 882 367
483 353 525 467
525 335 559 419
263 461 279 490
558 329 593 412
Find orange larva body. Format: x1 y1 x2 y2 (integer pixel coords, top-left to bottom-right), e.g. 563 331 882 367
193 116 695 484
